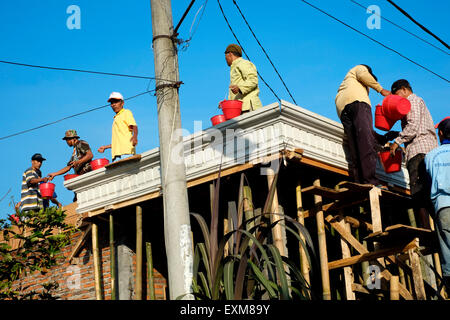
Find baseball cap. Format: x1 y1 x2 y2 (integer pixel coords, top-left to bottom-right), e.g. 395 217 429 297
31 153 46 161
108 92 124 102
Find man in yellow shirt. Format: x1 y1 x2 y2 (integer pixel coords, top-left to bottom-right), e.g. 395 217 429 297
224 44 263 113
335 65 392 186
98 92 138 161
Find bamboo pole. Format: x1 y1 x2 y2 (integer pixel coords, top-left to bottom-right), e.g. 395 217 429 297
296 182 310 286
314 179 331 300
136 206 143 300
91 221 103 300
429 215 446 298
266 168 286 257
146 242 156 300
109 213 117 300
390 276 400 300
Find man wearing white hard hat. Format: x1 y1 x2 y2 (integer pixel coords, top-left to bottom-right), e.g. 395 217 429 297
98 92 138 161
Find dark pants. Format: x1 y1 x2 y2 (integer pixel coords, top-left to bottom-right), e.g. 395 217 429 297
340 101 380 185
407 153 434 228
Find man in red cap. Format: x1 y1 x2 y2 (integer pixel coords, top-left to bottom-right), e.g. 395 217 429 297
425 116 450 288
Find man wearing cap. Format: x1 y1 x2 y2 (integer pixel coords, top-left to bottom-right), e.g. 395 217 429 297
19 153 49 212
425 117 450 288
335 64 391 186
98 92 138 161
224 44 263 113
47 129 93 180
388 79 438 229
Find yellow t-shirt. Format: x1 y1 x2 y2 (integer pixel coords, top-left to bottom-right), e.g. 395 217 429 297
111 108 137 158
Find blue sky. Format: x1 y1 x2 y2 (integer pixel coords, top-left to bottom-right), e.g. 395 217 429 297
0 0 449 220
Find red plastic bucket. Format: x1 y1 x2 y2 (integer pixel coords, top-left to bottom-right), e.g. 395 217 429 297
379 150 402 173
382 95 411 120
220 100 242 120
374 105 395 131
211 114 226 126
64 174 80 181
91 158 110 170
39 182 55 199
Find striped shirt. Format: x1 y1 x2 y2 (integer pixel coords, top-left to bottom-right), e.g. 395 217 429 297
394 93 438 163
20 167 43 212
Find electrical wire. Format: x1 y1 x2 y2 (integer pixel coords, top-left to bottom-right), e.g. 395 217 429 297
0 59 179 82
232 0 298 105
217 0 282 102
0 89 155 141
350 0 449 55
299 0 449 83
386 0 449 50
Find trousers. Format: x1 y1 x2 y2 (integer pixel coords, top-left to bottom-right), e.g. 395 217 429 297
340 101 380 185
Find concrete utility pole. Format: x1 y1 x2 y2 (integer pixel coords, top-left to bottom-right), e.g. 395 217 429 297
150 0 193 300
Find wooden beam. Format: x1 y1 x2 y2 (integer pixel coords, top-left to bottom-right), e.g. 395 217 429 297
390 276 400 300
325 215 367 253
328 239 419 270
300 156 349 176
408 243 426 300
344 216 373 231
67 223 92 262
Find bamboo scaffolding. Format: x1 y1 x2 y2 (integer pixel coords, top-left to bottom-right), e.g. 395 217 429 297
146 242 156 300
266 168 286 257
136 206 143 300
314 179 331 300
91 221 103 300
296 182 310 286
109 213 117 300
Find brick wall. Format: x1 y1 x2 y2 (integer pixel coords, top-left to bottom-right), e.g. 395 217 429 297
10 228 168 300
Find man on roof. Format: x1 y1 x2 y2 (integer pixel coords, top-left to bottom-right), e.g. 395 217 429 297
224 44 263 114
19 153 49 213
425 116 450 288
335 64 393 187
47 129 93 180
98 92 138 162
387 79 438 229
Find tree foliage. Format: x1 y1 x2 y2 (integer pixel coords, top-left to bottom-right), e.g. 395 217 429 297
0 207 76 299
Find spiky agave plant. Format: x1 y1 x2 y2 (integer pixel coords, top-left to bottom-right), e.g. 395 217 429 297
189 171 318 300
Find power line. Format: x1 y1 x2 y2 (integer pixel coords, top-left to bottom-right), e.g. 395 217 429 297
386 0 449 50
232 0 298 105
299 0 449 83
350 0 449 55
0 89 155 141
0 59 179 82
217 0 282 102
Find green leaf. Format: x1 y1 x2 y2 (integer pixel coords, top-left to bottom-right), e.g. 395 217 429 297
248 260 277 299
267 245 290 300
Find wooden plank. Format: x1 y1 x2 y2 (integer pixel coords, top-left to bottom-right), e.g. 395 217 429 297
390 276 400 300
344 216 373 231
368 187 382 233
104 154 142 169
328 239 419 270
325 215 367 253
300 156 350 176
301 185 351 200
409 246 427 300
302 197 368 219
364 224 438 248
67 223 92 262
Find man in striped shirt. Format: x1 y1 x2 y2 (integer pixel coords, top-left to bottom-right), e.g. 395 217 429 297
389 79 438 229
20 153 49 213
